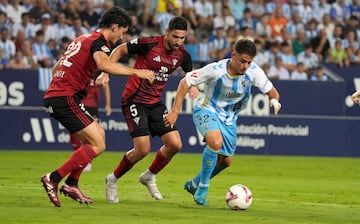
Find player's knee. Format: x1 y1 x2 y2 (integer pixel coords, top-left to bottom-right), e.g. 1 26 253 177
207 140 223 151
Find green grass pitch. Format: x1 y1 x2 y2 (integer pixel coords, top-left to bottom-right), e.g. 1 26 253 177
0 150 359 224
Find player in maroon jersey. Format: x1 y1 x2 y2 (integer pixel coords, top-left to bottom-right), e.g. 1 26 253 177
40 6 154 207
103 16 196 203
69 79 112 172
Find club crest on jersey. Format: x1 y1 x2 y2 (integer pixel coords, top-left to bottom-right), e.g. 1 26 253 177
172 59 178 66
101 45 110 52
242 80 248 87
190 71 198 78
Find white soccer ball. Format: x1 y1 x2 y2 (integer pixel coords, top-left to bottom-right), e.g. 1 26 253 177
225 184 253 210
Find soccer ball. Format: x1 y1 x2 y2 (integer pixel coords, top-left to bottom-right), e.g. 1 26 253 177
225 184 253 210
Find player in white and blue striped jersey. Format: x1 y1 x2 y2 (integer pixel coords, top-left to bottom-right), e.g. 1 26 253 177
164 39 282 206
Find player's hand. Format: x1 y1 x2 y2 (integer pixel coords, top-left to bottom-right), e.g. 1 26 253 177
96 73 110 86
164 111 179 128
105 105 112 116
188 85 200 98
270 99 281 115
352 94 360 104
135 69 155 84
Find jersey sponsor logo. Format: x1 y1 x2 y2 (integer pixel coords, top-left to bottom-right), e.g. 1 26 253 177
153 56 161 62
101 45 110 52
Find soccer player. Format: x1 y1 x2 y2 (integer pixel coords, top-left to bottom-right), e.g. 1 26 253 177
103 16 194 203
69 81 112 172
40 6 154 207
164 39 282 206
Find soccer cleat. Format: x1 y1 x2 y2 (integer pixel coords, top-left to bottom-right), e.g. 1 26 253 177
59 184 93 204
139 172 163 200
40 173 61 207
184 180 197 196
194 186 208 206
105 174 119 203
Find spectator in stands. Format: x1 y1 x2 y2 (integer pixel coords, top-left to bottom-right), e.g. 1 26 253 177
72 16 89 37
62 0 82 26
349 0 360 20
28 0 52 24
237 8 255 31
209 26 229 61
13 29 26 52
297 43 319 75
343 15 359 40
286 12 305 40
228 0 245 22
266 41 281 66
266 0 292 20
80 0 101 31
311 28 331 62
7 50 29 69
317 13 335 40
253 38 270 67
327 39 350 68
197 32 211 67
35 13 56 44
0 47 9 69
246 0 265 21
291 62 308 80
20 39 40 69
213 5 237 32
312 0 331 23
292 29 308 56
137 0 159 27
346 45 360 64
54 12 75 44
32 30 53 68
268 56 290 80
293 0 313 24
237 26 254 42
0 10 11 31
330 0 350 26
328 24 345 49
343 30 359 51
179 0 198 29
310 66 328 81
194 0 214 33
127 14 142 38
255 13 272 44
152 0 176 35
11 12 36 40
305 18 319 41
279 41 297 72
268 6 288 40
0 27 16 63
225 26 238 46
5 0 27 25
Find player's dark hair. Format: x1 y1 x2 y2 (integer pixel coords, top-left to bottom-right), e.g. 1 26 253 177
167 16 188 31
99 6 131 29
234 39 257 57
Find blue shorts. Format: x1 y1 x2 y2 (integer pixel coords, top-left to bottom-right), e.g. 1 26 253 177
193 106 237 156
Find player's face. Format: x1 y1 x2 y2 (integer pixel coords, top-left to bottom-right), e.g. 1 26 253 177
110 25 128 44
231 52 253 75
165 29 187 51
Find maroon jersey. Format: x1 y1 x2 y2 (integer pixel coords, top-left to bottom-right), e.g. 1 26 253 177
122 35 192 104
44 30 111 99
81 79 100 107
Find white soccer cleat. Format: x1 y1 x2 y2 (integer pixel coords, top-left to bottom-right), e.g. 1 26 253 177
105 174 119 203
139 172 163 200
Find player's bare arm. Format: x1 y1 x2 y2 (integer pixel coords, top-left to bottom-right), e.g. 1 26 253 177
267 86 281 115
93 51 154 83
164 78 190 127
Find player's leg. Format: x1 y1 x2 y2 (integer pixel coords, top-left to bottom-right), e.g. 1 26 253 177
138 103 182 200
41 97 104 206
105 103 151 203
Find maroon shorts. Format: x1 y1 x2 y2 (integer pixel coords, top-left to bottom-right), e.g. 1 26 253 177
122 102 176 138
44 96 94 133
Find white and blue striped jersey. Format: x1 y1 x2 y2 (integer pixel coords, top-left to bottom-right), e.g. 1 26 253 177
185 59 273 125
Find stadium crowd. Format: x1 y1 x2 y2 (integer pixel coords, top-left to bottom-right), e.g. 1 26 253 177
1 0 360 81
